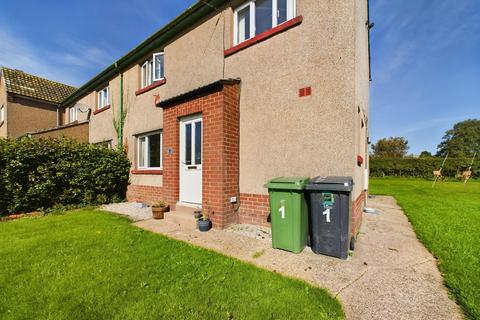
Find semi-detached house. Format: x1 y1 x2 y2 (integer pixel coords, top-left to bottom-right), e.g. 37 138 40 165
61 0 371 238
0 67 80 140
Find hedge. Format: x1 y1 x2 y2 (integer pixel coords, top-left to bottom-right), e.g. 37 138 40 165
370 157 479 179
0 137 130 214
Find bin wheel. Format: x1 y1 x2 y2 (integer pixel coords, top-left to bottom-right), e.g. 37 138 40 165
350 236 356 251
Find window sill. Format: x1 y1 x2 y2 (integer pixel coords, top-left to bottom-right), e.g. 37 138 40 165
93 105 111 115
131 169 163 175
135 78 167 96
225 16 303 57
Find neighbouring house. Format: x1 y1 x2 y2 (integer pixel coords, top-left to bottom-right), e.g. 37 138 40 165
0 67 88 142
61 0 371 236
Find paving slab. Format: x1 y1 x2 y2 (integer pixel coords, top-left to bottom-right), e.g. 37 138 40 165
118 196 462 320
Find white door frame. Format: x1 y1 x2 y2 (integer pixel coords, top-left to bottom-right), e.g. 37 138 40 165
179 114 203 205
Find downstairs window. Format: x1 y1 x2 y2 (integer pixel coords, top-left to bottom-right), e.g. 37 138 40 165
138 131 162 169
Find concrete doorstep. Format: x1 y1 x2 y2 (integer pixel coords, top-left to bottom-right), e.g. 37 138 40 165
128 196 462 320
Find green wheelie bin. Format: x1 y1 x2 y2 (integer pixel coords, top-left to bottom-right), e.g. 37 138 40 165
264 177 310 253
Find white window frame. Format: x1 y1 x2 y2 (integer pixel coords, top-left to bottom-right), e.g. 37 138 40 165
69 106 77 123
140 52 164 89
137 131 163 170
234 1 255 45
98 87 110 109
0 105 4 122
153 52 165 82
141 60 152 88
233 0 296 45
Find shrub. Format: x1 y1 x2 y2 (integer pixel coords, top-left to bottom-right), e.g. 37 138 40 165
0 137 130 214
370 157 479 179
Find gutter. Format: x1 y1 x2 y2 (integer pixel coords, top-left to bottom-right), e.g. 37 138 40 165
114 62 124 147
367 0 373 82
61 0 226 107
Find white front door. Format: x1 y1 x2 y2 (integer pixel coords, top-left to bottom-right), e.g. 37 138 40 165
179 115 203 204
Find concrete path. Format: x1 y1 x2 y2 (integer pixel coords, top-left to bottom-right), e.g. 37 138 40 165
131 196 462 320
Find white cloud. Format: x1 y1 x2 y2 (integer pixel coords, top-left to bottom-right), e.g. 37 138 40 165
0 26 112 87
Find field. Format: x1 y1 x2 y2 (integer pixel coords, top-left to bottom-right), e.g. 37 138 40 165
0 210 343 320
370 178 480 319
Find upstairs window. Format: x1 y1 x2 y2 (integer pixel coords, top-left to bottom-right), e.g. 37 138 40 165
69 106 77 123
138 131 162 169
234 0 296 45
141 52 164 88
98 87 110 109
0 105 4 123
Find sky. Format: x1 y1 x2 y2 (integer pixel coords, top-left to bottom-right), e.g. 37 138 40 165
1 0 479 155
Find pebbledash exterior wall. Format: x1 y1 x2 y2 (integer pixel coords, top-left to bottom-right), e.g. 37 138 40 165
64 0 370 235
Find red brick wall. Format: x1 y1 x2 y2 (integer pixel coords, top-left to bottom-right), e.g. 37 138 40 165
127 185 163 203
162 83 240 229
238 193 270 226
351 190 366 237
218 84 240 226
238 191 366 232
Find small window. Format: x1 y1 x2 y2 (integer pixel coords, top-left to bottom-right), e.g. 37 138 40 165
234 0 296 45
98 87 109 109
140 52 164 88
69 107 77 123
96 140 113 149
138 132 162 169
0 105 4 122
141 60 153 88
235 3 253 44
153 53 164 81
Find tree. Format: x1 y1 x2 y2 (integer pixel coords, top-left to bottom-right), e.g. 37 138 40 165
419 151 433 158
371 137 409 158
436 119 480 158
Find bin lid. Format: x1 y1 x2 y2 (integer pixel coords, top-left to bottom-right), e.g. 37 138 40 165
306 176 354 192
264 177 310 190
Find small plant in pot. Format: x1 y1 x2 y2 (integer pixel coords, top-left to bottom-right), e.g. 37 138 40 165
197 209 212 232
150 200 169 220
193 209 203 220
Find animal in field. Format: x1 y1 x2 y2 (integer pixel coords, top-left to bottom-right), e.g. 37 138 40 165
462 170 472 182
433 170 443 179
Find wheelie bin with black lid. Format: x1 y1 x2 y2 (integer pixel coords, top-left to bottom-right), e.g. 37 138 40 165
306 176 354 259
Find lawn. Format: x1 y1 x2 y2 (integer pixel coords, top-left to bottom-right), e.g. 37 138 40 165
0 210 343 320
370 178 480 320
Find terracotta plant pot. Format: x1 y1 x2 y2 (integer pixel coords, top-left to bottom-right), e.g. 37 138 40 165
152 205 169 220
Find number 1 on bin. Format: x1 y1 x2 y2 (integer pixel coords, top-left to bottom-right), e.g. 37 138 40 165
323 208 331 223
279 200 286 219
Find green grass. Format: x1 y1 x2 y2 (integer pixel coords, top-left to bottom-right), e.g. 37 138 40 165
0 210 343 320
370 178 480 319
